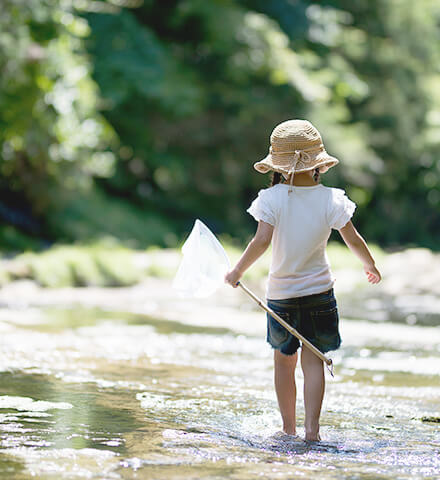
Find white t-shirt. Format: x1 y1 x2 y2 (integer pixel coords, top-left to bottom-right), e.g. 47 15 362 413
247 183 356 299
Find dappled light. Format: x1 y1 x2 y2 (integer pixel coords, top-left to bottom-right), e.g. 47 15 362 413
0 0 439 479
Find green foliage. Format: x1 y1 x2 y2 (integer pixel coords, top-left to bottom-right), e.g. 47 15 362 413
0 0 115 214
317 0 440 247
9 243 142 287
1 0 439 252
0 239 386 289
46 185 175 247
93 248 140 286
0 225 43 252
87 9 204 117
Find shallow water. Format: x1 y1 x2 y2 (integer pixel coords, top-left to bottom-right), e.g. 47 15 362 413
0 305 439 479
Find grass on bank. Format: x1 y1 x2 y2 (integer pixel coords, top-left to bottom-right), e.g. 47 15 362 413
1 242 142 288
0 238 387 288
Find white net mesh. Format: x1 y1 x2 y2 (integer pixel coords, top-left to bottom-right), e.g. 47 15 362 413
172 219 231 298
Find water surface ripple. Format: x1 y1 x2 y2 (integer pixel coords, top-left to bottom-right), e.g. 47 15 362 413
0 306 439 479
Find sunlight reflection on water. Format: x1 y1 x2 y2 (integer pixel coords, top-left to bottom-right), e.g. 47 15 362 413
0 307 439 479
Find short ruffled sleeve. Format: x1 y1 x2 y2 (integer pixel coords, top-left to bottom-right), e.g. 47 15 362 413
247 189 276 226
327 188 356 230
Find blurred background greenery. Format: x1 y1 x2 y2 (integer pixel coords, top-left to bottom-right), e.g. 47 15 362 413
1 0 439 284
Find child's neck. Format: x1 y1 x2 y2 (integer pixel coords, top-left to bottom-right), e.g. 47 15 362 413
287 173 320 186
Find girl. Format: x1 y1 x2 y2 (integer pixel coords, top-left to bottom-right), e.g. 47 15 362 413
225 119 381 442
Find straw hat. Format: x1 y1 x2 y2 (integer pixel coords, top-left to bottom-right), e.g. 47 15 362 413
254 119 339 176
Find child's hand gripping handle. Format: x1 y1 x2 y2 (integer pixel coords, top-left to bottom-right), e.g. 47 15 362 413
236 282 334 377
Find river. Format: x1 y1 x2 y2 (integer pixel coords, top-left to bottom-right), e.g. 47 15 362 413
0 294 439 479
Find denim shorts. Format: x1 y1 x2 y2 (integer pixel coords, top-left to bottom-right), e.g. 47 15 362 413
266 289 341 355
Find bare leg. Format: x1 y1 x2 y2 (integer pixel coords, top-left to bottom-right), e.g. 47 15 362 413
274 350 298 435
301 346 324 441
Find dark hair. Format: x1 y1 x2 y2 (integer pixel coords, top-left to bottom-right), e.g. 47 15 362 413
313 167 320 183
271 172 282 186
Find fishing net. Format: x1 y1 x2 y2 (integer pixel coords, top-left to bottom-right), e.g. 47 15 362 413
172 219 333 373
172 219 230 298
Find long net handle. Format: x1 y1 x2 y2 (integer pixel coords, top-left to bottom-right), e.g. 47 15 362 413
237 282 334 377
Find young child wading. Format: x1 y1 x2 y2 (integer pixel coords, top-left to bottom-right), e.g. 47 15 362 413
225 120 381 442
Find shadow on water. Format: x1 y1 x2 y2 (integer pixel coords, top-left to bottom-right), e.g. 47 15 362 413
0 454 26 479
0 371 144 454
12 306 234 336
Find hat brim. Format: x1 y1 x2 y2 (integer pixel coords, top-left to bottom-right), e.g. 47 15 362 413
254 150 339 175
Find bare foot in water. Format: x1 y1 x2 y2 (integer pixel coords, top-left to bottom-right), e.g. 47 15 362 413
305 433 321 442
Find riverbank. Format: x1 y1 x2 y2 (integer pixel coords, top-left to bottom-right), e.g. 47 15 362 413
336 247 440 326
0 246 439 327
0 240 382 289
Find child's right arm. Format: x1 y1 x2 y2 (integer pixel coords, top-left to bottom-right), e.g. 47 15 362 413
338 221 382 284
224 220 273 288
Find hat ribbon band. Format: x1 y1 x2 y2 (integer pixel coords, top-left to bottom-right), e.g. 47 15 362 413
269 143 324 156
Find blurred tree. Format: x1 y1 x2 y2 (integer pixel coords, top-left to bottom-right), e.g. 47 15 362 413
320 0 440 247
1 0 439 250
239 0 440 247
85 1 347 239
0 0 116 244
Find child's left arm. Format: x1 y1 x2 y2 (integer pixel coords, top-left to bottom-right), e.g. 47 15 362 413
224 221 273 287
338 221 382 284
